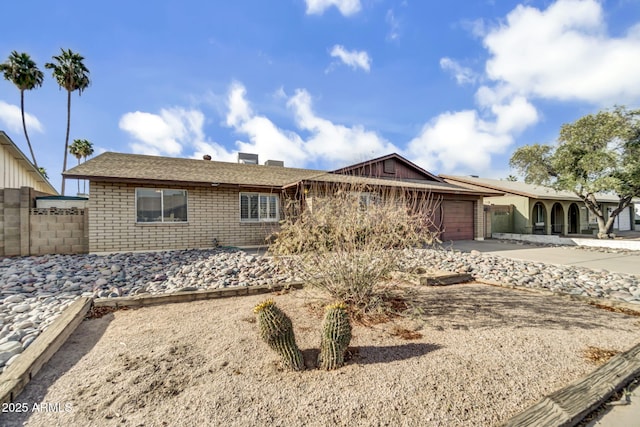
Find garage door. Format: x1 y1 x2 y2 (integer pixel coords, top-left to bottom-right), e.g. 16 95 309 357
441 201 474 241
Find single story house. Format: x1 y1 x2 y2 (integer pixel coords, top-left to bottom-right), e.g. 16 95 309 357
1 131 57 194
63 152 497 253
441 175 637 236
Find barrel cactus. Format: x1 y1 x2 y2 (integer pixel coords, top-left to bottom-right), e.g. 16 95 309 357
253 299 304 371
318 302 352 370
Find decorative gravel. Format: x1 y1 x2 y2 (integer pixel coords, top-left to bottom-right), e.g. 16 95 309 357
1 244 639 372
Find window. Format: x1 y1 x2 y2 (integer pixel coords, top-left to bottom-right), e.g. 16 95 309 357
355 192 380 210
383 159 395 174
136 189 187 223
533 202 545 225
240 193 279 222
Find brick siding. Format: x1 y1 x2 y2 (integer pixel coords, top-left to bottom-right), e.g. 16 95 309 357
89 182 280 253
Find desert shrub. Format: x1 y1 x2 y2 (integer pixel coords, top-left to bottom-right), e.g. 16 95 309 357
269 182 441 316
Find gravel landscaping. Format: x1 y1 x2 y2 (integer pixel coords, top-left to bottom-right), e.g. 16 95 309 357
1 245 639 372
2 284 640 427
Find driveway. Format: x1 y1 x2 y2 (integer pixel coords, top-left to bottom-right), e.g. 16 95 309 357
449 240 640 276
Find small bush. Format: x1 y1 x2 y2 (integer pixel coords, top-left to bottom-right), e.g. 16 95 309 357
269 182 441 316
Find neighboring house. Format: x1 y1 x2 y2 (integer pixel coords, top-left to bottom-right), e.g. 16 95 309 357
0 131 57 194
441 175 636 236
63 152 495 253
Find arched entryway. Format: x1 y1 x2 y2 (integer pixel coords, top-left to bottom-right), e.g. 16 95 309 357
532 202 546 234
551 203 564 234
568 203 580 234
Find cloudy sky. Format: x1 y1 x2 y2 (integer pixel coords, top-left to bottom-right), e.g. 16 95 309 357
1 0 639 193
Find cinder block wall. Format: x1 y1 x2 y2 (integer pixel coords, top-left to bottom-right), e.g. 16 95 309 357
29 209 88 255
0 187 89 257
0 188 26 256
89 182 280 253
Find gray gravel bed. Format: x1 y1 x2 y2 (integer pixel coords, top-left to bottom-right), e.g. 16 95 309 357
1 245 639 372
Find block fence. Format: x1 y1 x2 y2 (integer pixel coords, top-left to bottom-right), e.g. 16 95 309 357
0 187 89 257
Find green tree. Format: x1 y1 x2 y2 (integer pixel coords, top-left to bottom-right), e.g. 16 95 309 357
510 107 640 238
45 48 90 195
0 51 44 169
80 139 94 194
69 138 93 194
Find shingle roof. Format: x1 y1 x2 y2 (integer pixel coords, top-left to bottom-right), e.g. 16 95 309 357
63 151 498 196
63 152 327 188
304 172 500 196
441 174 623 203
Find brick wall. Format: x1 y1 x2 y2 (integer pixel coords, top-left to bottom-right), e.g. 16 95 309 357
89 182 280 253
0 187 88 257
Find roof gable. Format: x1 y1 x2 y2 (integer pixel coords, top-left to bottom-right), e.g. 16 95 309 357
332 153 443 183
0 131 58 194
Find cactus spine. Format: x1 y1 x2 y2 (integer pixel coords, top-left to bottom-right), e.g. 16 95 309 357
318 302 352 370
253 299 304 371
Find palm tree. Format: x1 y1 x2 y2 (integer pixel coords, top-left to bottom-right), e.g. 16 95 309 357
69 139 85 195
0 51 44 169
45 48 90 195
80 139 94 194
69 139 93 194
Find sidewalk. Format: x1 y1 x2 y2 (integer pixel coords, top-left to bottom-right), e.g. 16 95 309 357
586 380 639 427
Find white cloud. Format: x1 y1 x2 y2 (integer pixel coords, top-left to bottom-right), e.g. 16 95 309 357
287 89 399 164
440 57 477 85
386 9 400 41
225 84 307 166
408 97 538 174
224 83 397 168
329 45 371 72
0 101 44 134
461 18 487 38
119 107 233 161
305 0 361 16
483 0 640 104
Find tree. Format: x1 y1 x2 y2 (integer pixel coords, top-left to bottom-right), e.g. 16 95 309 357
510 106 640 238
0 51 44 169
80 139 94 194
69 138 93 194
45 48 90 195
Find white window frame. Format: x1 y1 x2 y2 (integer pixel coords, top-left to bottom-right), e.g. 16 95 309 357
239 192 279 222
135 188 188 223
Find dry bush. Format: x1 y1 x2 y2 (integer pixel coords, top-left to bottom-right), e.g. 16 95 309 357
269 181 441 316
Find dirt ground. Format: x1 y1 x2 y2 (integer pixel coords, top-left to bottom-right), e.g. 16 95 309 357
3 283 640 427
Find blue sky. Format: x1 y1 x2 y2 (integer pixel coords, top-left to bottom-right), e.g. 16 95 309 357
1 0 639 194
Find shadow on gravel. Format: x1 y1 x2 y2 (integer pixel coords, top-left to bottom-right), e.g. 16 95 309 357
1 314 114 427
350 343 442 365
408 284 638 331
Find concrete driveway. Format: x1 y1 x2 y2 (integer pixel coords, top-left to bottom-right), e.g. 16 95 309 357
449 240 640 276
